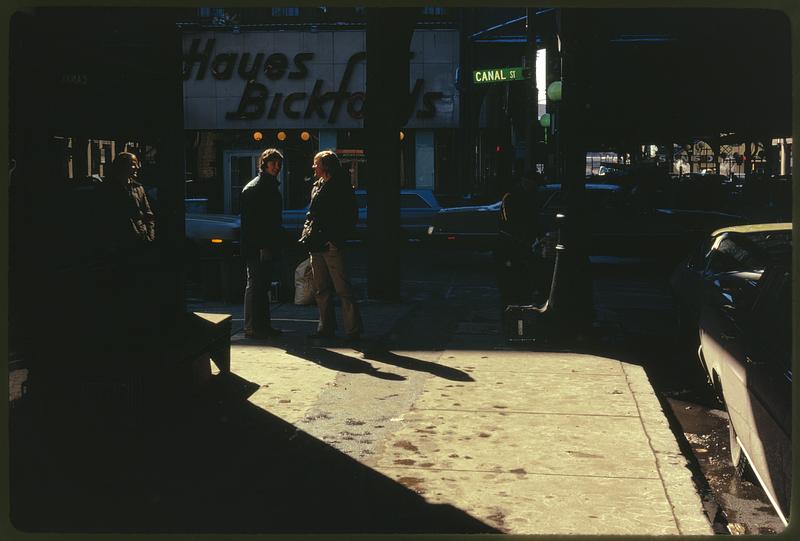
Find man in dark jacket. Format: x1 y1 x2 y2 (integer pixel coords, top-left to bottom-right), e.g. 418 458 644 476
241 148 286 339
103 151 156 251
300 150 363 341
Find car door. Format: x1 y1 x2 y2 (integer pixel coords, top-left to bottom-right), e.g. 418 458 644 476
739 266 792 520
400 192 438 238
698 280 751 455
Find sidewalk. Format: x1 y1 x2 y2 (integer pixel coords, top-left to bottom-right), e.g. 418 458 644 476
9 251 715 534
219 295 714 535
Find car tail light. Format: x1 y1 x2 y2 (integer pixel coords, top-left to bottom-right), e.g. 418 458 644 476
447 235 457 241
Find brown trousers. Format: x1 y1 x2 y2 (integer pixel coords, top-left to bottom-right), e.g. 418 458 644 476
310 245 363 336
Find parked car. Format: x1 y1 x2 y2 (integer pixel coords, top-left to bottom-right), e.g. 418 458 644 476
670 222 791 340
184 202 243 302
282 188 441 241
425 200 503 249
186 188 442 256
697 255 791 525
184 203 241 260
426 183 744 256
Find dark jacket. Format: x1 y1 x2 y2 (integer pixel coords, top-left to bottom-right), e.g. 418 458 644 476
300 170 358 251
240 173 285 258
101 179 156 248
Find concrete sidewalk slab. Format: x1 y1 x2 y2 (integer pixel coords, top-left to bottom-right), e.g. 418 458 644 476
375 409 657 477
223 299 712 534
373 350 713 535
380 469 682 534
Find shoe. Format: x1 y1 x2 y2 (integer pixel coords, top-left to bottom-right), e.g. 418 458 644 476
244 330 267 339
307 330 335 340
343 333 361 344
265 327 284 337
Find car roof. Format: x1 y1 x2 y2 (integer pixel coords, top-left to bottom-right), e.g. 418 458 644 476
355 189 434 194
712 222 792 237
540 183 622 191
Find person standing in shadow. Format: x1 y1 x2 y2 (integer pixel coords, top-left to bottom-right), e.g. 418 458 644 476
102 151 156 251
240 148 286 339
94 151 158 346
299 150 363 343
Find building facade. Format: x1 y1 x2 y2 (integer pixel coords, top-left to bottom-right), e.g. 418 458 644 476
181 11 462 213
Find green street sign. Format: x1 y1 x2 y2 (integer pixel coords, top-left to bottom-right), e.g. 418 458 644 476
473 67 525 84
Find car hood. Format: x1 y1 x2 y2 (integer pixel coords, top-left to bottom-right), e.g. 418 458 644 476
187 212 241 224
439 202 502 213
186 213 240 240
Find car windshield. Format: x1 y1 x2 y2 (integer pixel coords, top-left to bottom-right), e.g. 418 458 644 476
745 230 792 261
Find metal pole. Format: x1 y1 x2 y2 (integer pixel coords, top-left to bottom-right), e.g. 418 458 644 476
525 8 538 173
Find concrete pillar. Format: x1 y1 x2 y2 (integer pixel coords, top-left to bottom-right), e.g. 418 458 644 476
554 8 593 336
365 8 415 301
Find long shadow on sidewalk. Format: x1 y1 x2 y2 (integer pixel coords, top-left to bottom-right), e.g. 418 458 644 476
270 334 475 383
238 334 475 383
279 339 408 381
357 344 475 382
10 373 498 534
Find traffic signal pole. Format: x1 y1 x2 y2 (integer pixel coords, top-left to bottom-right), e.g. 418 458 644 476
525 8 538 173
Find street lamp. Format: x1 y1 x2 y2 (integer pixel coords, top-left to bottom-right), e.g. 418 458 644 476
546 80 562 102
538 113 551 128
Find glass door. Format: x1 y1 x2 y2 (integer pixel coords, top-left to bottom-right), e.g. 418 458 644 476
223 151 259 215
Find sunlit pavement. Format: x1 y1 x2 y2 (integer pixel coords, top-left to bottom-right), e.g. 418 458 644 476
9 248 716 534
214 252 713 535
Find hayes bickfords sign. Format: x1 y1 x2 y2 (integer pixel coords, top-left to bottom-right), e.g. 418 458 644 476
182 30 459 130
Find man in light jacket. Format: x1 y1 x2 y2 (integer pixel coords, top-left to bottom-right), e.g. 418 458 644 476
299 150 363 342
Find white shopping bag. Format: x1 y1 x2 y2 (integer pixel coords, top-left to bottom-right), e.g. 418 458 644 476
293 258 315 305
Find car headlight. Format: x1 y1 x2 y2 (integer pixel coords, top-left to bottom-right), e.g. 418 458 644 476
427 225 435 235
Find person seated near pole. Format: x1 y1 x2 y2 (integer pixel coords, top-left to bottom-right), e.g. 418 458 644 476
495 171 545 306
